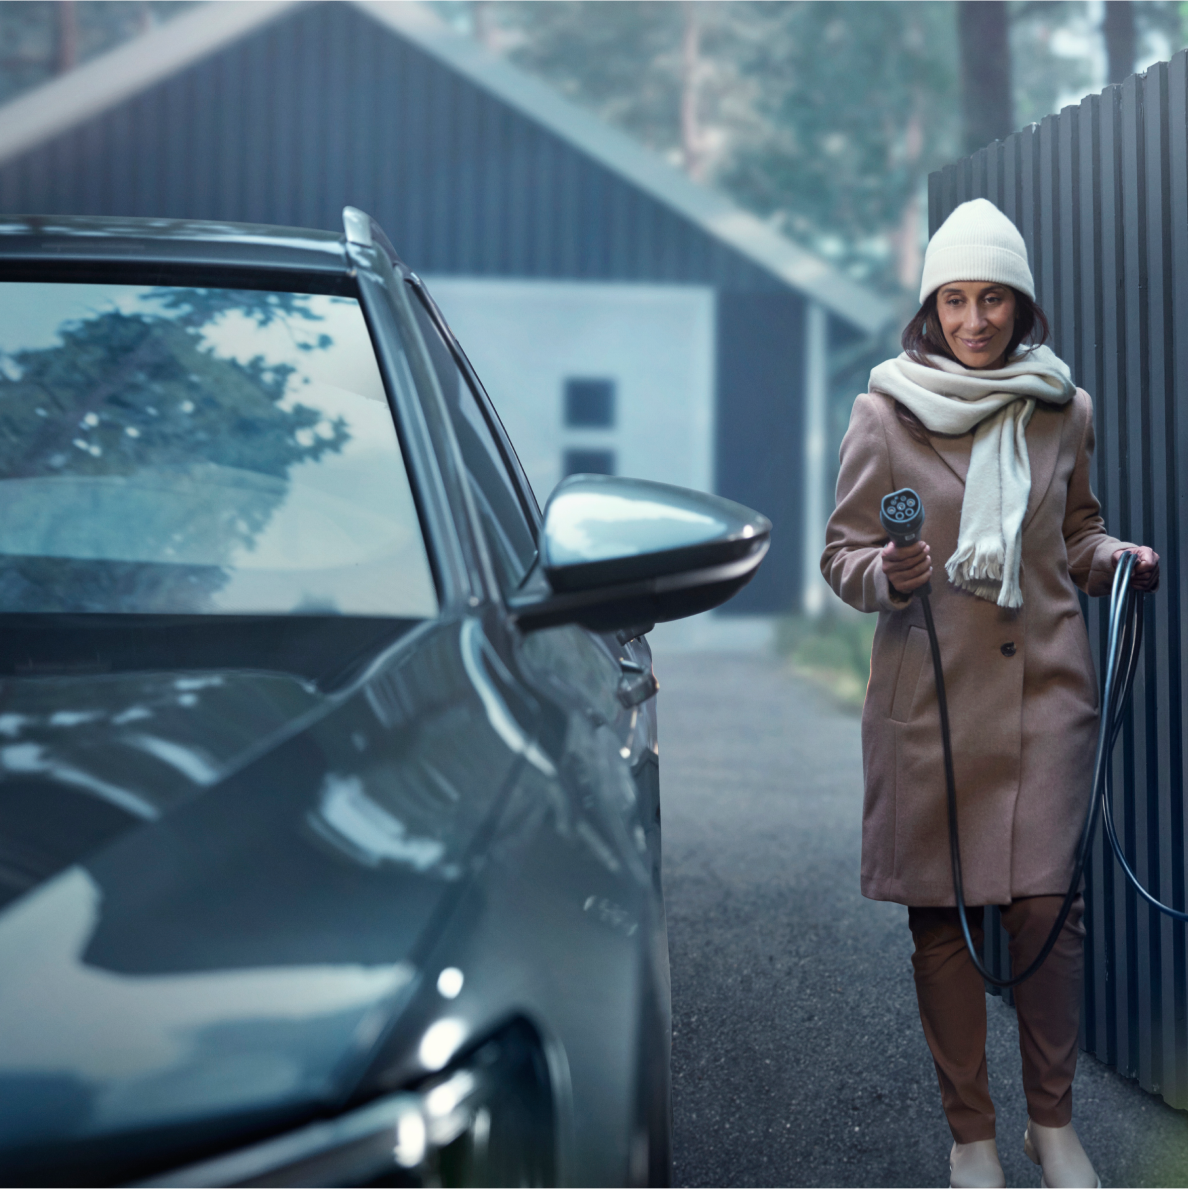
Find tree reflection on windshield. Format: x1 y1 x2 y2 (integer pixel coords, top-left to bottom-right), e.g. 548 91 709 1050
0 284 435 619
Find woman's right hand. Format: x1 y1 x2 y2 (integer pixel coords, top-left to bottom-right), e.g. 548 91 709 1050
881 538 932 595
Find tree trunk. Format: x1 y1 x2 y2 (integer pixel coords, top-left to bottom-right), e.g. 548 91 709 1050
54 0 79 74
471 1 498 52
1103 1 1136 85
958 2 1013 154
892 107 924 292
680 1 704 182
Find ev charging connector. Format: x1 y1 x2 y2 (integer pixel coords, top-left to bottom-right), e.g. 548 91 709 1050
879 488 924 545
879 488 930 596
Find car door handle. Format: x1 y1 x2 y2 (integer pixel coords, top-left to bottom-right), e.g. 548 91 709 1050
617 659 658 707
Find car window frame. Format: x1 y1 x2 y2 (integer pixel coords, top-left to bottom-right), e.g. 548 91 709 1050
406 277 543 534
346 244 501 608
401 280 541 602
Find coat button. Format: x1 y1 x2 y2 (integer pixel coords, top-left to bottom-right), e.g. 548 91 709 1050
1001 642 1016 657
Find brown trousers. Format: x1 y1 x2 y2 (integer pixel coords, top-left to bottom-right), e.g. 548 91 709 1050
908 895 1085 1143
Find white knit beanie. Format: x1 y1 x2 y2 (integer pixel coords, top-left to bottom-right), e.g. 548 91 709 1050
919 198 1035 303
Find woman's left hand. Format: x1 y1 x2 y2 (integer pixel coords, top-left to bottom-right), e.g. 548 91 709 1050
1113 545 1160 591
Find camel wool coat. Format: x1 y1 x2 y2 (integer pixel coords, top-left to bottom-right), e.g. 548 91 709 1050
821 386 1131 907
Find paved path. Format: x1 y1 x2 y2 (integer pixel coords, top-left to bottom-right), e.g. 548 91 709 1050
654 651 1188 1188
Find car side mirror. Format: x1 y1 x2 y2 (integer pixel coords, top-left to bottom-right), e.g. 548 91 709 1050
508 475 771 634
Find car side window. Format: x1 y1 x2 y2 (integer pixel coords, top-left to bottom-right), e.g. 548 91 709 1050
409 289 538 592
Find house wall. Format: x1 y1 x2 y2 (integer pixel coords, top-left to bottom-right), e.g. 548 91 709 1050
424 278 715 506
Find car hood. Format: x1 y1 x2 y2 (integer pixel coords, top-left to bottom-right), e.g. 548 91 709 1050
0 617 535 1183
0 865 418 1183
0 667 327 908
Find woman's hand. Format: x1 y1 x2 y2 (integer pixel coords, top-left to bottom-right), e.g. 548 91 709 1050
881 538 932 595
1112 545 1160 592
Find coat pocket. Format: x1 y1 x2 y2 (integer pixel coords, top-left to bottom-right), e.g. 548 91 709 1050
1067 611 1099 711
889 625 929 723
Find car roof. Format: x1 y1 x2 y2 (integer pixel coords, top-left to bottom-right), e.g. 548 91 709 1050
0 214 352 276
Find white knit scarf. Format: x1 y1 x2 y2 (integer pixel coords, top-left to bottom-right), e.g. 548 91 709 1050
868 345 1076 608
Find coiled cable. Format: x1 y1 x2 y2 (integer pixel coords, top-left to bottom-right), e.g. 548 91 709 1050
925 548 1185 990
1096 554 1188 923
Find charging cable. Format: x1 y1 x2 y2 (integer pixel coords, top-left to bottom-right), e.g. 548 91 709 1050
1095 551 1188 923
880 489 1184 990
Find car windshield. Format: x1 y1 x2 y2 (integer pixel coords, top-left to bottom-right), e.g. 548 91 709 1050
0 282 437 618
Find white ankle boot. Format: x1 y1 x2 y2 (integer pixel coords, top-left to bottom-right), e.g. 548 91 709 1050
949 1138 1006 1188
1023 1119 1100 1188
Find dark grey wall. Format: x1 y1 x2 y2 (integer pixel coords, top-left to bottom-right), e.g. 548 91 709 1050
0 2 790 290
716 292 806 614
930 51 1188 1109
0 0 812 612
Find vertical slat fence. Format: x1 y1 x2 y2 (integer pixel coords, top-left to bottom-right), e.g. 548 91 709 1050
929 51 1188 1110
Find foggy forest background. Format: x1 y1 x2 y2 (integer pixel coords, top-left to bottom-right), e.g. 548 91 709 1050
0 1 1183 302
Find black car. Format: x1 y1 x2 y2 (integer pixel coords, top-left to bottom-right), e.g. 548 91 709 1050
0 210 769 1188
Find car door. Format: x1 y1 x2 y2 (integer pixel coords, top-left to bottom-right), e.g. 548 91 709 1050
404 279 660 873
403 279 674 1179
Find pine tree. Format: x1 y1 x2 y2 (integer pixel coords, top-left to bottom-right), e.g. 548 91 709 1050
0 2 195 105
719 2 958 288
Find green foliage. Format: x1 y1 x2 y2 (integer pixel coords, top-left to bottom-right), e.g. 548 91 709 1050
776 611 876 711
720 2 958 282
489 1 693 157
1010 3 1098 128
470 1 960 290
1127 0 1188 68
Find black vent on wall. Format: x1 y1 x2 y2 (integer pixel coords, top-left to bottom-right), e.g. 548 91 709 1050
564 379 616 427
563 449 615 477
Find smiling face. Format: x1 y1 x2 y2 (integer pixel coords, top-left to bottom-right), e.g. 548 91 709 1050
936 282 1017 369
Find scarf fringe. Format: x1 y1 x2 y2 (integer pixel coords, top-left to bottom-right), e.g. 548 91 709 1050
946 543 1024 609
946 540 1004 582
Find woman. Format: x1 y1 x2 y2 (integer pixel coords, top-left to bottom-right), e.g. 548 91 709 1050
821 198 1158 1189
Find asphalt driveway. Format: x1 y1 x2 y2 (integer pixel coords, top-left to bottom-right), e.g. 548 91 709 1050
656 650 1188 1188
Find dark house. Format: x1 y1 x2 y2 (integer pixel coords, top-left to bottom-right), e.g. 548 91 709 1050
0 0 890 614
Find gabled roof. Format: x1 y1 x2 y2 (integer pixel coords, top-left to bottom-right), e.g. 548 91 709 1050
0 0 891 333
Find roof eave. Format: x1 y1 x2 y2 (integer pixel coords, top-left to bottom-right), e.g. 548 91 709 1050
0 0 893 335
354 1 892 334
0 2 300 170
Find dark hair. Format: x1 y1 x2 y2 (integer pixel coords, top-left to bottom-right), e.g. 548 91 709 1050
893 286 1051 442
